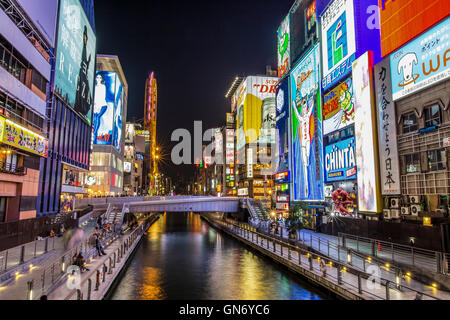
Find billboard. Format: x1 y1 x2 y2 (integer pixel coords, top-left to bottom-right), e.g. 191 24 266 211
379 0 450 57
320 0 356 92
93 71 123 151
235 76 278 151
276 78 290 156
124 162 132 173
290 44 324 201
54 0 96 124
17 0 59 47
374 59 401 195
290 0 318 65
322 76 354 135
352 51 381 213
277 14 291 79
324 137 356 183
389 18 450 101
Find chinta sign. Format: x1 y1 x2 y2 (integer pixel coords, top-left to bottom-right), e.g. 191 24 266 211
389 17 450 101
54 0 97 125
324 137 356 183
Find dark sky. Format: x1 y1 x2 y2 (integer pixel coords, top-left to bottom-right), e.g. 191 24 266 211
95 0 293 180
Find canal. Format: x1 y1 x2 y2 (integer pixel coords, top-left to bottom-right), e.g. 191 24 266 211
109 213 331 300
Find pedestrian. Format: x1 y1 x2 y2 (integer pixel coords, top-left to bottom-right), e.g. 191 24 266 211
95 235 106 256
320 259 327 278
40 295 48 301
97 215 103 229
75 251 90 272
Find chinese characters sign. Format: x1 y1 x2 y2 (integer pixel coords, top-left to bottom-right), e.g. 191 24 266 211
389 17 450 101
0 117 48 157
54 0 96 124
320 0 356 92
374 59 401 195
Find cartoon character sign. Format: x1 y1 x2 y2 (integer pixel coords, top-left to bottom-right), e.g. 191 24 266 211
332 188 354 217
290 45 324 201
323 77 355 135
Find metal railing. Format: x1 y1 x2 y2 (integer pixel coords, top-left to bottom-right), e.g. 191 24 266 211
211 218 442 300
0 237 58 274
338 233 449 275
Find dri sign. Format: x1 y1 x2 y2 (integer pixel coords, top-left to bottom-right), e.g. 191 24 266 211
321 0 356 92
54 0 96 124
324 137 356 183
390 18 450 101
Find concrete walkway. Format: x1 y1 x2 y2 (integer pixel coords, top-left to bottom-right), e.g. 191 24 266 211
0 220 98 300
220 220 450 300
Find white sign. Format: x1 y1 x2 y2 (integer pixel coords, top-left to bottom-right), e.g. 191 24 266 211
238 188 249 196
375 59 401 195
247 148 254 178
353 51 381 214
444 137 450 148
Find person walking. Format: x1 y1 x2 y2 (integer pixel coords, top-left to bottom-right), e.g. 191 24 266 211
95 235 106 256
320 259 327 278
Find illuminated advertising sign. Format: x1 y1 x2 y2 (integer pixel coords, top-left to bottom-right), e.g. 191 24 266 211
352 51 382 213
290 0 318 65
124 162 132 173
277 195 290 203
235 77 278 151
290 44 324 201
247 148 253 178
226 129 235 165
226 113 235 128
93 71 123 151
274 171 290 184
277 14 291 79
375 59 401 195
324 137 356 182
215 129 223 162
238 188 248 196
320 0 356 92
322 76 354 135
54 0 96 124
0 117 48 157
389 18 450 101
276 78 290 156
379 0 450 57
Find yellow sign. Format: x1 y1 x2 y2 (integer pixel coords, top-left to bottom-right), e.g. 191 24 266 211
1 117 48 157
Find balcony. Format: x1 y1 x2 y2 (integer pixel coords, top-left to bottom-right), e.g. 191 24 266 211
0 163 26 176
401 171 450 196
398 123 450 155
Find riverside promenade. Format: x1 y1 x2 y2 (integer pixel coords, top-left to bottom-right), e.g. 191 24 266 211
203 216 450 300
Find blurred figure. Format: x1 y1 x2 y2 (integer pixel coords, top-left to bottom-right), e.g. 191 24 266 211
66 228 84 250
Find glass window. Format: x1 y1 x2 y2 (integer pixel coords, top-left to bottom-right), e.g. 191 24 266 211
405 154 420 173
428 149 446 171
402 112 418 134
424 104 441 128
0 197 7 222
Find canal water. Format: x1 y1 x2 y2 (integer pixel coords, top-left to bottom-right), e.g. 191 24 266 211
109 213 330 300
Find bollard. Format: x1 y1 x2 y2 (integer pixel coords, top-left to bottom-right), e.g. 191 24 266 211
26 280 34 300
108 257 113 274
337 267 343 285
385 281 390 300
19 246 25 265
41 271 46 295
77 289 82 300
266 237 269 249
342 235 346 248
260 236 263 246
95 270 101 290
4 250 8 271
45 238 49 253
298 250 302 265
358 274 362 294
309 255 313 271
87 279 92 300
103 265 107 282
436 252 442 274
281 245 283 257
273 241 276 253
34 241 37 258
327 240 330 257
288 247 291 260
113 253 116 268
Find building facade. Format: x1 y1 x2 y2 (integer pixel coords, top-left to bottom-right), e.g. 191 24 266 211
0 0 53 221
144 72 158 195
123 122 145 196
89 55 127 197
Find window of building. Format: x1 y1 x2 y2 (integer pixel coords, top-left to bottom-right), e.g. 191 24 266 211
0 197 7 222
402 112 418 134
405 154 420 173
428 149 446 171
424 104 441 128
31 70 48 94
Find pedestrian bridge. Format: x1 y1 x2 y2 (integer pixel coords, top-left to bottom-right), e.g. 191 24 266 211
75 196 241 214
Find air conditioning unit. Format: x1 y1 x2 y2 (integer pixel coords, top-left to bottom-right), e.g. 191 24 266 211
410 205 422 216
410 195 422 204
391 209 401 219
383 209 391 220
390 198 400 209
401 207 410 216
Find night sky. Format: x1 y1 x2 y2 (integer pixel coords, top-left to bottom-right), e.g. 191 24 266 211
95 0 293 181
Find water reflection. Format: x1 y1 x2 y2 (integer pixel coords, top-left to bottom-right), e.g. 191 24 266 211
110 213 328 300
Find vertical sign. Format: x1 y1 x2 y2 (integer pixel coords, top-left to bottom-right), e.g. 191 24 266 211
352 51 381 213
374 59 401 195
247 148 254 178
277 14 291 79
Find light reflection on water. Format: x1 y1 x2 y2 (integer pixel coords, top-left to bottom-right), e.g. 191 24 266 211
109 213 329 300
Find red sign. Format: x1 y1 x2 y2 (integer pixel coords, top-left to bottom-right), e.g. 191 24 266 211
379 0 450 57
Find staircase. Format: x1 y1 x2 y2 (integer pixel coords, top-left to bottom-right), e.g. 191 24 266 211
247 199 270 224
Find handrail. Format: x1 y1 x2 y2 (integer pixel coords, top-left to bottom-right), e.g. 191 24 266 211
216 218 441 300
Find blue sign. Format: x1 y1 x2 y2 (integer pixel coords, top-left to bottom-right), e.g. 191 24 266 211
390 17 450 101
54 0 96 124
324 137 356 182
290 44 324 202
93 71 123 152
